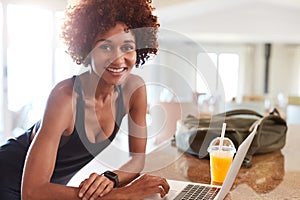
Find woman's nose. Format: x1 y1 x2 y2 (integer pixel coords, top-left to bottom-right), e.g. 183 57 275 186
110 49 125 65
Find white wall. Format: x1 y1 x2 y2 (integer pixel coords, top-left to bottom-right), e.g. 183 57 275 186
246 44 300 97
156 0 300 44
270 44 300 95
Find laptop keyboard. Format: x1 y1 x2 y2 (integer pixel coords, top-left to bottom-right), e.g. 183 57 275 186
173 184 221 200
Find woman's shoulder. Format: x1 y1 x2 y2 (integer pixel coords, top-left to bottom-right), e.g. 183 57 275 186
48 77 76 104
122 74 147 111
53 77 75 93
122 74 145 91
40 77 76 136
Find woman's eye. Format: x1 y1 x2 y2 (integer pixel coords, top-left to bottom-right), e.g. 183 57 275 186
122 45 135 52
99 44 112 51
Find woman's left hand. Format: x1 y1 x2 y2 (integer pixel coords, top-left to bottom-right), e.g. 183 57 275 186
78 172 114 199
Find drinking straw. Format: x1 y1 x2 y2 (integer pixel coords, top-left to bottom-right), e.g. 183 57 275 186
219 123 226 151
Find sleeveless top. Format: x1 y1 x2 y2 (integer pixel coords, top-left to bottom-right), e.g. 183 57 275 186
0 75 126 190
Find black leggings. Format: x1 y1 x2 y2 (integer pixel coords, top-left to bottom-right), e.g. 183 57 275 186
0 188 21 200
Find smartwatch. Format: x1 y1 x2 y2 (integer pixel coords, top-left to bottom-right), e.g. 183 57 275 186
102 171 119 188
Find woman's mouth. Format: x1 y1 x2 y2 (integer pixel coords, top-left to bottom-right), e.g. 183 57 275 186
105 67 127 73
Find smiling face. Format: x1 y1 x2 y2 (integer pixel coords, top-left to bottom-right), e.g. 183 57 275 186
90 23 137 85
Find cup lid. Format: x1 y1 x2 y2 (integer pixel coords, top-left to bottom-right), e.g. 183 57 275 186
207 137 236 153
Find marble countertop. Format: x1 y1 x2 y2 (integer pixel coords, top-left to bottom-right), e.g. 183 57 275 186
144 124 300 200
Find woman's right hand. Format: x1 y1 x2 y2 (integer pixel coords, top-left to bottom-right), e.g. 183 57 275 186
101 174 170 200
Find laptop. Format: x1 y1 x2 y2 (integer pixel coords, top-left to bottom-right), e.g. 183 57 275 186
146 123 258 200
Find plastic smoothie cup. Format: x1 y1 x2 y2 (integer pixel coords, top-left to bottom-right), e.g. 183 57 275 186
207 123 236 186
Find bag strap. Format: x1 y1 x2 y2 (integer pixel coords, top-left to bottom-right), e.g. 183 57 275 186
243 155 253 168
242 119 262 168
214 109 263 118
269 107 281 117
226 109 263 118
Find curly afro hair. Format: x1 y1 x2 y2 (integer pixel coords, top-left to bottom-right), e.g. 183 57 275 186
61 0 160 67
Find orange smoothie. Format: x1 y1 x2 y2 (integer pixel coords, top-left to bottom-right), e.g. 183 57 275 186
210 150 234 185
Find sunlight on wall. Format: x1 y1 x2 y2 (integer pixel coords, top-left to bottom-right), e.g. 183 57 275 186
3 4 77 137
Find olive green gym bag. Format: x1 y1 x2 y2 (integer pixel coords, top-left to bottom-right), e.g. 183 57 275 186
175 108 288 167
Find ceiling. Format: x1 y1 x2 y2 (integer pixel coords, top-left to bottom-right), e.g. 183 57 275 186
2 0 67 10
153 0 300 43
6 0 300 43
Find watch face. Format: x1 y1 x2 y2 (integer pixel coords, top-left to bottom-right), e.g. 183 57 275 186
105 171 117 178
103 171 119 187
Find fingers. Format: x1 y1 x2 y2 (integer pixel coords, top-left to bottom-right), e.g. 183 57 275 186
159 177 170 197
130 174 170 198
79 179 87 188
78 173 98 198
149 175 170 198
151 185 168 198
142 174 169 191
78 173 170 200
78 173 114 200
98 181 114 197
91 177 114 198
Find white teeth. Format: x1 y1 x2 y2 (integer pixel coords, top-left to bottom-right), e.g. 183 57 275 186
106 67 125 73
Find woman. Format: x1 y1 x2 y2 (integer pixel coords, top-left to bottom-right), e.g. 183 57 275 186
0 0 170 199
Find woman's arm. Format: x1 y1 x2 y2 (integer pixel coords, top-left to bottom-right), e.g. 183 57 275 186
75 75 149 200
100 174 170 200
113 75 148 185
21 79 81 200
79 75 148 198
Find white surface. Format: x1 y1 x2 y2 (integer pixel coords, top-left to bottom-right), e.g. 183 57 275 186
286 105 300 124
67 141 132 187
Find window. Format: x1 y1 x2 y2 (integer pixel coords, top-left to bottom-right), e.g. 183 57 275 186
219 53 239 101
7 5 53 122
0 2 3 139
1 3 76 141
197 51 240 102
196 53 217 96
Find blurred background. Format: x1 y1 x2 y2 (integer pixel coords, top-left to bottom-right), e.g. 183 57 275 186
1 0 300 147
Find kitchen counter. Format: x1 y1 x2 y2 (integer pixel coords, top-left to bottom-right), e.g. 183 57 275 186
144 124 300 199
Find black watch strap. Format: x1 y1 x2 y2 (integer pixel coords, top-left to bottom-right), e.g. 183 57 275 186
102 171 119 188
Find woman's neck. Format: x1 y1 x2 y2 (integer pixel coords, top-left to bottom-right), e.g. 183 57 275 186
80 72 116 102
